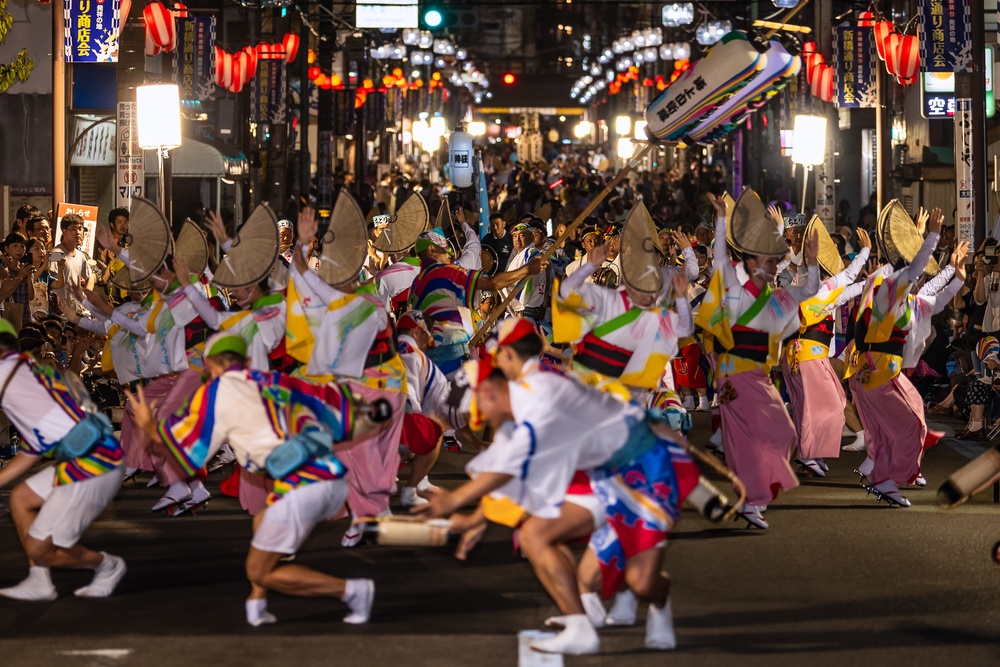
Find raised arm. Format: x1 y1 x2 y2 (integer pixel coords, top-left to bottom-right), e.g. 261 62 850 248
456 221 482 270
707 194 739 287
901 208 941 284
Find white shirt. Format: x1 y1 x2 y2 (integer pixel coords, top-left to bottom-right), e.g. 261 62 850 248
0 353 80 451
503 246 547 312
398 334 462 428
50 243 92 315
109 287 203 375
183 285 286 372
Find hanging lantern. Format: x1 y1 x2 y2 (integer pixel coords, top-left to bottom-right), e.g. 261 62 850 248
256 42 273 59
228 61 244 94
173 2 188 18
884 33 902 76
802 41 816 56
145 22 162 57
308 66 322 81
241 46 258 79
317 75 331 89
283 33 301 64
858 11 875 28
895 34 920 79
897 73 919 86
874 20 894 61
119 0 133 37
810 63 825 98
820 66 835 102
355 89 368 109
330 74 343 88
236 50 254 86
214 47 226 85
220 51 234 88
143 2 175 49
383 74 395 87
806 52 825 85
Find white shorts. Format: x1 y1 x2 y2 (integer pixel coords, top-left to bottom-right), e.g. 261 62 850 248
565 493 606 530
251 479 348 555
26 465 124 549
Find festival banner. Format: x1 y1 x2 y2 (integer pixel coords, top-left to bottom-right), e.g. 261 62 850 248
833 24 877 108
64 0 122 62
173 17 216 103
250 58 286 125
918 0 973 73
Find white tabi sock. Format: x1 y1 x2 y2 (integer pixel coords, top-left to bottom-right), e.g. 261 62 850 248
645 599 677 650
580 592 606 629
245 598 277 627
529 614 600 655
605 588 638 626
0 566 57 601
342 578 375 624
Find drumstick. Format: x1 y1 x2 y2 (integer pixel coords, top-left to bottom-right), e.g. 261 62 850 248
469 141 658 347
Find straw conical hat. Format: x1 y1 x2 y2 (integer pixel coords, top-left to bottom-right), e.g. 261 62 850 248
722 192 737 248
877 199 939 275
174 220 210 277
372 193 429 252
435 196 453 231
804 215 844 277
729 188 788 257
620 201 664 296
533 203 552 224
110 197 172 290
318 190 368 287
212 204 279 289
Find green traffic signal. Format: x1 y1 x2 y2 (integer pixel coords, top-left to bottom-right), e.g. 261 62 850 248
423 9 443 28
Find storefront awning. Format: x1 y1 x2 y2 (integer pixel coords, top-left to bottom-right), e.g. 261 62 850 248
145 138 248 179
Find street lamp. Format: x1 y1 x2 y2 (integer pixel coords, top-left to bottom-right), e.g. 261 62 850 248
791 114 827 213
617 137 635 160
573 120 593 140
136 83 182 218
467 121 487 137
615 115 631 135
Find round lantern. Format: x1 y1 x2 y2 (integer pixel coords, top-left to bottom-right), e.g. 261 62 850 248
858 11 876 28
282 33 301 64
308 66 322 81
895 35 920 79
896 73 919 86
214 47 226 85
173 2 187 18
330 74 343 87
802 41 816 56
145 23 161 57
228 61 244 94
236 50 255 86
143 2 174 50
220 51 234 88
242 46 258 80
119 0 133 37
810 63 826 98
820 66 835 102
256 42 273 59
884 33 902 76
874 20 894 61
807 53 825 86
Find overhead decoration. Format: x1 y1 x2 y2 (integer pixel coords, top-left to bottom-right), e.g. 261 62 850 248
282 32 300 64
918 0 973 73
143 2 174 53
687 38 800 144
65 0 123 62
833 23 877 108
172 16 216 102
645 31 764 142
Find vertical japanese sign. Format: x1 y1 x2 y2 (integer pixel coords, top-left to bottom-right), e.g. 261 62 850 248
833 24 877 108
918 0 974 73
173 17 216 103
861 128 878 207
64 0 121 62
251 58 286 125
814 136 836 232
955 97 975 249
115 101 143 208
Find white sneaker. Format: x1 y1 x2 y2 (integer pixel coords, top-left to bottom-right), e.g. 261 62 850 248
644 600 677 650
0 567 57 601
74 553 127 598
343 578 375 624
400 487 428 507
842 430 866 452
530 614 600 655
581 591 606 629
681 395 695 411
605 589 638 626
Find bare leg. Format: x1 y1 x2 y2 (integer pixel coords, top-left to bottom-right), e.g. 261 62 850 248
406 439 441 488
518 504 594 615
9 483 44 563
25 537 104 570
623 547 669 607
844 399 863 433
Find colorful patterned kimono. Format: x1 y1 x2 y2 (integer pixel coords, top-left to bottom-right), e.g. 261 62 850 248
158 368 355 506
286 261 406 519
696 213 819 507
409 260 481 376
779 248 869 460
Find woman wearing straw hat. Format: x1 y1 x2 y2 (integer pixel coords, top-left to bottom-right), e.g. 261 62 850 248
698 191 821 529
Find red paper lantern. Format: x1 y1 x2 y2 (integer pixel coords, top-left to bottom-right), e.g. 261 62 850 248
810 63 825 98
895 35 920 79
806 52 825 86
220 51 234 88
229 61 244 94
283 33 301 64
802 41 816 55
308 66 322 81
173 2 188 18
874 20 894 61
118 0 133 37
820 66 835 102
242 46 258 79
355 90 367 109
214 47 226 85
896 73 919 86
256 42 273 59
236 50 255 86
884 33 902 76
143 2 174 50
145 22 161 57
858 11 876 28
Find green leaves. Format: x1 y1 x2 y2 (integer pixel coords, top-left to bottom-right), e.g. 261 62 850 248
0 0 34 93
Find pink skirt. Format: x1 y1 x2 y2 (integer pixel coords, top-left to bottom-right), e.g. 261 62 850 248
148 369 206 486
120 374 177 472
239 468 272 516
849 373 925 486
781 356 847 460
335 382 406 519
718 369 799 506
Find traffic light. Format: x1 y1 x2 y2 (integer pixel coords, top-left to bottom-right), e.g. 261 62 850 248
502 72 516 85
420 5 478 30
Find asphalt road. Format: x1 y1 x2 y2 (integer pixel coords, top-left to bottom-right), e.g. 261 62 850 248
2 414 999 667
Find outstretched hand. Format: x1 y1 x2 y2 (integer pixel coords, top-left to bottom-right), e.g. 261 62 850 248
205 211 230 246
856 228 872 250
95 225 120 255
587 241 609 267
706 193 727 219
298 206 319 245
804 228 820 267
952 241 970 281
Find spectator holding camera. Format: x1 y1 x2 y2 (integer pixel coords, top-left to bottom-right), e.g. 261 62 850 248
973 239 1000 339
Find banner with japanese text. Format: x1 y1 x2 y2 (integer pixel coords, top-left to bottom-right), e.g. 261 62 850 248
833 24 876 108
172 17 216 103
64 0 122 62
918 0 973 73
250 58 286 125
